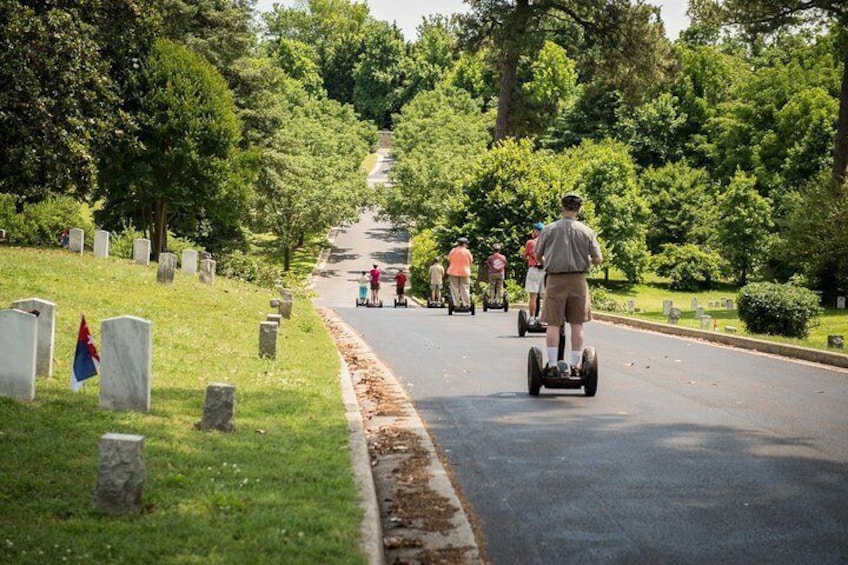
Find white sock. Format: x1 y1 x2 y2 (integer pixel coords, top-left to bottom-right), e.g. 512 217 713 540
547 347 559 367
570 351 582 367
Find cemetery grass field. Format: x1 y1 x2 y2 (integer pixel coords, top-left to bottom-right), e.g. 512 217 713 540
0 247 365 564
590 275 848 352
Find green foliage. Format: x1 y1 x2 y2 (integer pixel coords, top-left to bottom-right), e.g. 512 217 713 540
272 38 325 95
652 243 724 291
352 20 408 127
714 170 773 285
409 229 440 297
0 195 92 248
737 282 822 338
108 221 146 259
616 92 687 167
590 285 625 312
216 250 283 288
399 16 460 106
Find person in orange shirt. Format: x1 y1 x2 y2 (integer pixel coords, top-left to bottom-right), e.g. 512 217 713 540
447 237 473 308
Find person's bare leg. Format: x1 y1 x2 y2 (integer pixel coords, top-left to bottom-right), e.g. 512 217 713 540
529 292 537 317
570 323 584 351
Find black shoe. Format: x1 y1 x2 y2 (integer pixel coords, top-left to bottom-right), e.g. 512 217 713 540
542 365 560 378
569 366 581 378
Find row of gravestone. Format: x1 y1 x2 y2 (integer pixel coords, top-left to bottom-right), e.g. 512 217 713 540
259 287 295 359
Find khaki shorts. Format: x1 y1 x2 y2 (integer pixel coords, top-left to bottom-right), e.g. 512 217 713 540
540 273 592 326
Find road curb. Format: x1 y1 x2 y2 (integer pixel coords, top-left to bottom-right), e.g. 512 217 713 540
337 352 385 565
593 312 848 369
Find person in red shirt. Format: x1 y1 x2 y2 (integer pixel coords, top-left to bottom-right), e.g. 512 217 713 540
369 264 382 304
523 222 545 321
395 268 408 299
486 243 507 302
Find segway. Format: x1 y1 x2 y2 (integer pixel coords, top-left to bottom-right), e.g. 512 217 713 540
482 283 509 313
427 297 447 308
447 295 475 316
527 326 598 397
355 297 367 307
517 294 546 336
393 295 409 308
365 298 383 308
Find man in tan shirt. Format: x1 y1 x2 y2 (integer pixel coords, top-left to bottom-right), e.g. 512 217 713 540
534 193 603 375
428 259 445 303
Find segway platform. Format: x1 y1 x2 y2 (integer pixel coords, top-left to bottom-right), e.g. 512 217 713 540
355 297 367 307
365 299 383 308
482 295 509 313
394 296 409 308
447 296 475 316
427 298 447 308
527 346 598 396
517 309 546 336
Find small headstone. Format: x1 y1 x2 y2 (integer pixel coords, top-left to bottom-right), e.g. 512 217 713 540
277 288 294 320
662 300 673 316
725 326 737 334
708 301 716 308
695 306 704 319
259 321 278 359
199 259 216 285
270 299 281 309
668 307 682 325
133 239 150 266
827 335 844 349
721 298 730 308
181 249 198 275
199 252 212 261
10 298 55 377
627 299 635 314
156 253 177 284
68 228 85 254
93 433 146 516
100 316 152 412
267 313 282 326
837 296 846 310
0 228 6 242
0 309 38 401
93 230 110 258
690 297 698 310
726 299 735 310
699 315 712 330
195 382 236 432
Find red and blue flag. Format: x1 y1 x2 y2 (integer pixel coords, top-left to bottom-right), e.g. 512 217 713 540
71 315 100 391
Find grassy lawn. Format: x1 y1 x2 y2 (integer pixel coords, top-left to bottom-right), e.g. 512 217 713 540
0 247 364 564
590 273 848 352
360 153 379 176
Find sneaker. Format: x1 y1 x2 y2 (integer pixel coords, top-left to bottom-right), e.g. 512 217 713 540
542 364 560 378
569 365 581 378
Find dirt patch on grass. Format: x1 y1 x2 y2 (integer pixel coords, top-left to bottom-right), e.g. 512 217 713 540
319 308 483 564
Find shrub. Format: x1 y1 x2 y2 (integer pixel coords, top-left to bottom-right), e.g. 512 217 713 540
737 282 822 338
410 229 440 297
0 196 92 247
590 286 625 312
217 250 282 289
109 222 147 259
652 243 724 291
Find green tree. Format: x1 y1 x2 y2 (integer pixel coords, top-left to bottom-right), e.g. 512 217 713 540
398 16 460 105
271 38 325 95
352 20 408 127
714 170 773 285
97 39 243 258
616 92 687 167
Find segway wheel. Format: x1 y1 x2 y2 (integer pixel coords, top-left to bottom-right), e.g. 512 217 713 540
379 301 383 308
393 298 398 308
518 309 528 337
528 346 544 396
483 300 488 312
581 347 598 397
503 297 509 313
448 299 454 316
471 301 475 315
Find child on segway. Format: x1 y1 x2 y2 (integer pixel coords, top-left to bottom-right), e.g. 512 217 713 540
534 193 603 377
394 268 408 307
356 271 369 306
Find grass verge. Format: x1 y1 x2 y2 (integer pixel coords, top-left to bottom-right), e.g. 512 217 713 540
0 247 365 564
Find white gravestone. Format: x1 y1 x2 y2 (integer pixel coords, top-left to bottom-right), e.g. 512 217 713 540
837 296 846 310
93 433 146 516
133 239 150 266
156 253 177 284
0 309 38 401
199 259 216 285
68 228 85 254
695 306 704 319
627 300 635 313
181 249 198 275
11 298 55 378
93 230 110 258
699 315 712 330
662 300 673 316
690 297 698 310
668 307 682 325
100 316 152 412
726 299 735 310
277 288 294 319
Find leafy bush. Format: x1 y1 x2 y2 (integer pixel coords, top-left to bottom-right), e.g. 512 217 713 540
109 222 146 259
652 243 724 291
0 195 93 247
590 286 625 312
410 229 440 297
216 250 282 289
737 282 821 338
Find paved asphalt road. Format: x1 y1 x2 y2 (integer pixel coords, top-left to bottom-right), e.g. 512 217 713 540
313 164 848 564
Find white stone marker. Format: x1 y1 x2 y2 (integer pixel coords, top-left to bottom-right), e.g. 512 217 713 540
837 296 846 310
10 298 55 378
157 253 177 284
695 306 704 319
181 249 198 275
627 299 635 314
691 297 698 310
726 299 735 310
0 309 38 401
93 433 146 516
277 288 294 320
662 300 673 316
668 307 682 325
196 382 236 432
93 230 110 258
199 259 216 285
100 316 152 412
699 315 712 330
259 321 278 359
68 228 85 254
133 238 150 265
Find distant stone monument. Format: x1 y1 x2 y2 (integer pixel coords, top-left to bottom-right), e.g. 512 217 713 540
100 316 152 412
266 313 283 326
699 315 712 330
68 228 85 254
695 306 704 320
133 239 150 266
0 309 38 401
10 298 55 378
627 300 635 314
827 335 844 349
199 259 216 285
662 300 673 316
690 297 698 310
93 433 146 516
668 307 682 325
837 296 846 310
156 253 177 284
726 299 735 310
93 230 110 258
259 321 278 359
277 288 294 320
196 383 236 432
181 249 198 275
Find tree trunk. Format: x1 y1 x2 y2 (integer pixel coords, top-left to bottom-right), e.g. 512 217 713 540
494 0 531 141
152 198 168 261
832 40 848 188
284 246 291 272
